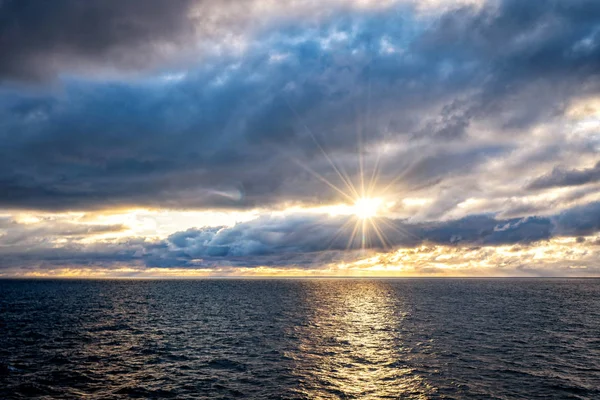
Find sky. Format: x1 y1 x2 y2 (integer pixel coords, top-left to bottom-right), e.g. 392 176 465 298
1 0 600 278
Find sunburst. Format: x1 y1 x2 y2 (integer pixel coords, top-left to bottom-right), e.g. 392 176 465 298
292 142 401 252
281 89 420 254
352 197 382 219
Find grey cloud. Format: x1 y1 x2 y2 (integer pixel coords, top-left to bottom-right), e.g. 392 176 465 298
0 218 126 247
142 202 600 265
0 0 408 83
0 0 599 225
553 201 600 237
0 0 198 81
527 161 600 190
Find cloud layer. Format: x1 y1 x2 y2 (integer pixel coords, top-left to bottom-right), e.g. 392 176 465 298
1 0 600 275
1 201 599 275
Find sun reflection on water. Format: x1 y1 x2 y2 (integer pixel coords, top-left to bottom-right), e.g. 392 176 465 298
288 281 436 399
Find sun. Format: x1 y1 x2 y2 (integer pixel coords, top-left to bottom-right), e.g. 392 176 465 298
352 197 382 219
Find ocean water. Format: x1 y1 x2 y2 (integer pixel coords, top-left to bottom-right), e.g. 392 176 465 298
0 279 599 399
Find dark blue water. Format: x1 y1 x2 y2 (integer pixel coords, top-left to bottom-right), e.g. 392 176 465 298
1 279 599 399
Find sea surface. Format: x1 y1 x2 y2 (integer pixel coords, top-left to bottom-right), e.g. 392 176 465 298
1 279 599 399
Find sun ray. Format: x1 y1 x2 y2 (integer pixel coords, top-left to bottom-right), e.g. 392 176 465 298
383 178 444 200
366 147 383 198
378 217 423 243
313 138 361 199
326 216 357 251
292 159 356 203
347 218 362 250
378 162 416 196
361 218 367 250
357 112 366 198
333 157 362 200
283 96 361 199
369 218 390 249
279 69 423 257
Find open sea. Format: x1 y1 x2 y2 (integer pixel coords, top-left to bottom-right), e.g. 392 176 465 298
1 279 599 399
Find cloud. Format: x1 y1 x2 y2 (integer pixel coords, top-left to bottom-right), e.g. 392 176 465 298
1 0 600 217
553 201 600 237
116 200 600 269
0 216 126 247
527 161 600 190
0 0 425 82
1 0 600 276
2 201 598 273
0 0 198 81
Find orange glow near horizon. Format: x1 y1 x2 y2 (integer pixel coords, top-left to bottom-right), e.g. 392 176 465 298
3 236 596 279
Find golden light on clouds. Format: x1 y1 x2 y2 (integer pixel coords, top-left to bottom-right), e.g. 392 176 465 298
6 236 597 279
2 207 259 243
567 96 600 119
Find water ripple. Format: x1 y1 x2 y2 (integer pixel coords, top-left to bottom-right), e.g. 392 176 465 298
1 279 599 399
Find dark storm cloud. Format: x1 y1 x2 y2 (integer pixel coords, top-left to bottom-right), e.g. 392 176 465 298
527 161 600 190
0 244 143 270
2 0 600 213
0 0 403 82
553 201 600 237
0 0 198 81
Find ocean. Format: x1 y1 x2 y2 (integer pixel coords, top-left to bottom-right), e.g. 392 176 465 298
1 279 599 399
